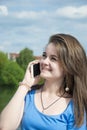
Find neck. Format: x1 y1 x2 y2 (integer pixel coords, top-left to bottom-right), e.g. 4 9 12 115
43 79 63 95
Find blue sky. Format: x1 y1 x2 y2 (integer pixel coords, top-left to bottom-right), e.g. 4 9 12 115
0 0 87 56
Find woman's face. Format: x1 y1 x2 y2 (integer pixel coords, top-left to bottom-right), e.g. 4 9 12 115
40 43 65 81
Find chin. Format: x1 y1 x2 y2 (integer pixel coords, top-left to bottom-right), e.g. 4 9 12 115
40 73 46 78
40 73 51 79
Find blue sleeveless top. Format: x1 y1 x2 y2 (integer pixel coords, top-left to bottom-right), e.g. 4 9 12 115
21 90 87 130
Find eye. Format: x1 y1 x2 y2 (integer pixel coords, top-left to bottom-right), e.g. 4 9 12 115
51 57 58 61
42 52 47 59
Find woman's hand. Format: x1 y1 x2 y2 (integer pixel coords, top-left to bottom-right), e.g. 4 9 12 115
0 61 41 130
22 60 40 90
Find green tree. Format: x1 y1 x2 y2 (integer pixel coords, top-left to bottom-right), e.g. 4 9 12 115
0 51 8 73
0 52 25 112
16 48 35 70
0 61 24 89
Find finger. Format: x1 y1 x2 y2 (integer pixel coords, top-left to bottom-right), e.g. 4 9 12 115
28 60 40 70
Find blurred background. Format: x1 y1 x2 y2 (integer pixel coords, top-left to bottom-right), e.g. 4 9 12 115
0 0 87 112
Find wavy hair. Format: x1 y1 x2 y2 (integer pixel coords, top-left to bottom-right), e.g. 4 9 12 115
48 34 87 127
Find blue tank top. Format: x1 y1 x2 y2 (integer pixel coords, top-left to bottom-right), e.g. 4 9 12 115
21 90 87 130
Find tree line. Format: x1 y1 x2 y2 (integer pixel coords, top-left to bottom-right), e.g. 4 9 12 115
0 48 35 111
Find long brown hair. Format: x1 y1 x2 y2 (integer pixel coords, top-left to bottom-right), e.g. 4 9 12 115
48 34 87 127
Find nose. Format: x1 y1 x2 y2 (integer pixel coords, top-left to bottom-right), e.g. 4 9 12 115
41 57 50 65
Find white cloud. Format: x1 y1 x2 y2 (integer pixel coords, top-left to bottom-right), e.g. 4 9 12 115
12 5 87 20
56 5 87 19
14 10 47 19
0 5 8 16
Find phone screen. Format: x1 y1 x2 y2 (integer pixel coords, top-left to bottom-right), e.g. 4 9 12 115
32 63 40 77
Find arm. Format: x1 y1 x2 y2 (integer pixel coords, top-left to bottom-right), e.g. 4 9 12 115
0 85 28 130
0 60 40 130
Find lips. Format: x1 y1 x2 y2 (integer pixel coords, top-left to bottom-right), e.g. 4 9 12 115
41 67 52 72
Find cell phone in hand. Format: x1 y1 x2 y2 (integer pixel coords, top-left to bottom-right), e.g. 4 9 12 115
31 63 40 77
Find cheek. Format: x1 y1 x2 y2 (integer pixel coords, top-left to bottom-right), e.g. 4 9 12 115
40 59 43 64
40 59 44 64
39 60 43 69
54 64 64 75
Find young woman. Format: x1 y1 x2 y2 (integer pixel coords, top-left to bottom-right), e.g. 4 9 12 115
0 34 87 130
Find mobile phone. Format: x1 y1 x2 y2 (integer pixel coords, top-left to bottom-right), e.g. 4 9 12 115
31 63 40 77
